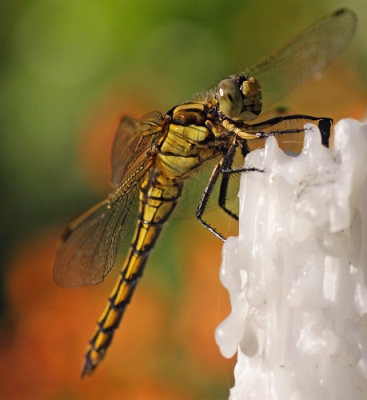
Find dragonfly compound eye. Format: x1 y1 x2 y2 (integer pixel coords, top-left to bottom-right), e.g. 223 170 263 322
217 78 243 118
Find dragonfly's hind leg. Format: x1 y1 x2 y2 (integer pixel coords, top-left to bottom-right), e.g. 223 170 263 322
196 158 225 241
196 143 262 241
218 172 239 222
217 140 251 222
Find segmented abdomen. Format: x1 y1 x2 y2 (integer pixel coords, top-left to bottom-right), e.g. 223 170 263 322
82 168 182 376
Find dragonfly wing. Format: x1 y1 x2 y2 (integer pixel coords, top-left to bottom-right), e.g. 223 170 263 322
192 9 356 111
250 8 357 108
53 159 152 288
111 115 139 187
111 111 164 187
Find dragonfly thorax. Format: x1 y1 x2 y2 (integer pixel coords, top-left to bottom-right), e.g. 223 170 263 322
216 75 262 121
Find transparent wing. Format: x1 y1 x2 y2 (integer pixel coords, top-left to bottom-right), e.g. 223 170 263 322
250 8 357 108
193 8 357 109
53 158 152 288
111 111 164 187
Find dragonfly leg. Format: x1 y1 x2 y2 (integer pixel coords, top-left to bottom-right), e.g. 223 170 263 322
235 114 332 148
217 140 248 221
253 118 332 149
241 114 332 133
196 143 262 241
218 170 239 221
196 159 225 241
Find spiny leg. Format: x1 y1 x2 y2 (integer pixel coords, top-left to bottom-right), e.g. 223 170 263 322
250 118 332 148
221 118 332 177
218 142 250 221
196 142 261 241
235 114 332 134
196 159 224 240
218 167 238 222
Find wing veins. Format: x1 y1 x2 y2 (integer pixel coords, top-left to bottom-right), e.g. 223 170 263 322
53 159 153 288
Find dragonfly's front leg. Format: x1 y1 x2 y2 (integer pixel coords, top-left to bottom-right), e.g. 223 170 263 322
235 115 333 148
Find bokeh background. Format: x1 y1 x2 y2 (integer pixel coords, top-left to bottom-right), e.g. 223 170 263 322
1 0 367 399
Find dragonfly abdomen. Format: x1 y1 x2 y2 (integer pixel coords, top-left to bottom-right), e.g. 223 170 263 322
82 169 182 376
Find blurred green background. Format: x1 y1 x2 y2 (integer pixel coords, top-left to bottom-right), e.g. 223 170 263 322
0 0 366 399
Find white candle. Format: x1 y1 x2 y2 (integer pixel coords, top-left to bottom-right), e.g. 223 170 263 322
216 119 367 400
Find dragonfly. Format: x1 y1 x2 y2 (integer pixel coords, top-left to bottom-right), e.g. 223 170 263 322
53 8 357 377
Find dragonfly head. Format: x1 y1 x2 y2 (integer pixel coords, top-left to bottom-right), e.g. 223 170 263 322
216 74 262 121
